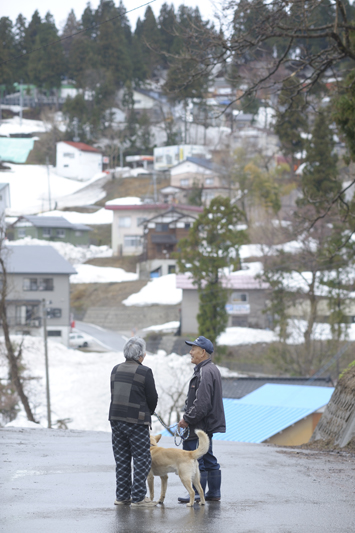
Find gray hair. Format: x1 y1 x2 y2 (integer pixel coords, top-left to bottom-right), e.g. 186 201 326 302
124 336 146 362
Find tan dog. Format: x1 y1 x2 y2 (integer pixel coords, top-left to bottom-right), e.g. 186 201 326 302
147 429 209 507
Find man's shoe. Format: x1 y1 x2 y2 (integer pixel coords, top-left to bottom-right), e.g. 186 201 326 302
114 499 131 505
205 496 221 501
205 470 222 502
178 493 200 503
131 500 158 507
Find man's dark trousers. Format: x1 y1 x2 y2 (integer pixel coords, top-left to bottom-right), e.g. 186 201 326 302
111 421 151 503
182 434 220 471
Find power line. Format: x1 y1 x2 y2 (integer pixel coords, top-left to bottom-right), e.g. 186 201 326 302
0 0 157 68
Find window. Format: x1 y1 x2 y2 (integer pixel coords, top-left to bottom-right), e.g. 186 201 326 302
137 217 147 227
56 229 65 238
47 308 62 319
124 235 141 247
23 278 38 291
119 217 131 228
75 231 82 236
155 156 163 163
43 228 51 237
231 292 248 303
47 330 62 337
156 223 169 232
185 223 191 229
168 265 176 274
15 305 40 325
205 178 214 186
39 278 54 291
166 155 173 165
18 228 26 238
63 153 75 158
180 179 189 187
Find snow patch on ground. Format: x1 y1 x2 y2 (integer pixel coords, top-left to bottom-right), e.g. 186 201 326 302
38 208 112 225
143 321 180 333
0 336 239 433
0 117 46 137
123 274 182 306
71 264 138 284
8 238 112 265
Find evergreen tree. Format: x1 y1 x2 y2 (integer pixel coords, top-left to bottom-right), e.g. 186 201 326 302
135 6 162 78
301 111 339 208
0 17 16 88
14 15 28 83
27 13 65 89
158 3 178 67
274 78 308 174
175 196 248 347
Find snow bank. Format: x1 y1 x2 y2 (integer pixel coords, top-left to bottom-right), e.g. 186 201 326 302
218 327 276 345
71 264 138 283
143 321 180 333
105 196 142 206
123 274 182 306
38 208 112 225
8 238 112 265
0 336 238 433
0 117 46 137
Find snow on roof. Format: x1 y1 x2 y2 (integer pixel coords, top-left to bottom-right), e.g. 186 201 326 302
105 199 203 212
0 116 46 137
61 141 101 153
217 384 334 443
105 196 142 206
5 245 76 275
176 271 269 290
37 209 112 226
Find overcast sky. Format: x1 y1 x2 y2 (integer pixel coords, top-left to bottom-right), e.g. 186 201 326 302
2 0 221 31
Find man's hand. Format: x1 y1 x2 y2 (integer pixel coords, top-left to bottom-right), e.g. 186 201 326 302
178 418 188 429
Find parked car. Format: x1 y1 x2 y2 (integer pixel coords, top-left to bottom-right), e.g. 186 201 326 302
69 332 90 348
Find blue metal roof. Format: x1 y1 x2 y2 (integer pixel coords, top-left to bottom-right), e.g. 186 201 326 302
214 384 334 443
0 138 35 163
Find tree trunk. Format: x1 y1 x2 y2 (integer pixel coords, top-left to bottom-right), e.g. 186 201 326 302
0 256 36 422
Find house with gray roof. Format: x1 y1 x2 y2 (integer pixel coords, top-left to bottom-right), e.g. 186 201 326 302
10 215 91 245
3 245 76 345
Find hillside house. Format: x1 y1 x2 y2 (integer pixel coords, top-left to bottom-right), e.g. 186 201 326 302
138 206 198 279
9 216 91 245
154 144 210 171
176 272 270 334
56 141 102 181
132 89 169 122
105 198 202 257
170 157 229 205
3 245 76 345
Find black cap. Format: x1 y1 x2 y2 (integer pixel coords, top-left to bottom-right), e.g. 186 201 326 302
185 336 214 354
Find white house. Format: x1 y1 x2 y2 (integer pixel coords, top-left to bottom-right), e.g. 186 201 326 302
56 141 102 181
105 197 202 257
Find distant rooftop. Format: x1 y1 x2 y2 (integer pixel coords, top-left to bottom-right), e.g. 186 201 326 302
4 245 77 275
61 141 100 153
14 215 91 232
176 273 269 290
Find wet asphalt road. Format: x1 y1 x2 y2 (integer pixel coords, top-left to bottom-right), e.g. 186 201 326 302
1 427 355 533
75 321 127 352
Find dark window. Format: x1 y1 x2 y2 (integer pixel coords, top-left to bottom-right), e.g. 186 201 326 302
168 265 176 274
23 278 38 291
47 308 62 319
47 330 62 337
39 278 53 291
185 223 191 229
156 223 169 232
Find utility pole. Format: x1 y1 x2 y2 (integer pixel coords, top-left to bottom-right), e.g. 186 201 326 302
153 170 157 202
19 81 23 126
46 156 52 211
120 144 123 168
73 117 79 142
42 299 52 429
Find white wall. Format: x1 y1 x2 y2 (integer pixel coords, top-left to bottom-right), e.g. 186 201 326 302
56 142 102 181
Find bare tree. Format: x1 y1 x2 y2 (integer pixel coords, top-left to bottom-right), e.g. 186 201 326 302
0 233 36 422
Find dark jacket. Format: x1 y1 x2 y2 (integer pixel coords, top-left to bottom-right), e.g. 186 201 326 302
183 358 226 439
108 360 158 426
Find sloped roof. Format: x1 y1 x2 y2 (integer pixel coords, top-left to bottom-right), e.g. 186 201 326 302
176 273 269 290
222 376 334 399
4 245 77 275
0 138 35 163
62 141 101 153
214 384 334 443
14 216 91 232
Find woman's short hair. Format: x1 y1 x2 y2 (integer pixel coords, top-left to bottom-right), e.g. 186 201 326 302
123 336 146 362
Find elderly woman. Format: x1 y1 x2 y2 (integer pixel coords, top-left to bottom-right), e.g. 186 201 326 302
109 336 158 507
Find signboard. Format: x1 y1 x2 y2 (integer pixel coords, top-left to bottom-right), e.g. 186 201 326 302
225 304 250 315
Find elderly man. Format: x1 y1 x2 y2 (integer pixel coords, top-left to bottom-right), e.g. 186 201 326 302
109 337 158 507
177 336 226 503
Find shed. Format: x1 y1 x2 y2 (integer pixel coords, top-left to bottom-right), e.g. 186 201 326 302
56 141 102 181
216 384 334 446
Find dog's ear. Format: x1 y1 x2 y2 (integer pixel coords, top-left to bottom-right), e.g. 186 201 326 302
155 434 162 443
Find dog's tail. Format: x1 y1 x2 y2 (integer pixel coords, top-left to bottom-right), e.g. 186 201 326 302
191 430 210 460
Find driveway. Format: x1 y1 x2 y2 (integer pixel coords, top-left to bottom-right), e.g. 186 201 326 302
1 427 354 533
